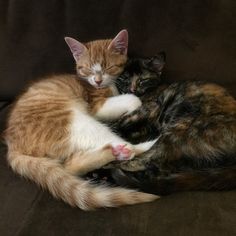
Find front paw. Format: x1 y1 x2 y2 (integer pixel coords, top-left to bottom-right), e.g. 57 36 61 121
125 94 142 114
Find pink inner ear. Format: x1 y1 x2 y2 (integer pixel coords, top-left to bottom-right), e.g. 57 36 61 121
108 29 128 55
64 37 87 61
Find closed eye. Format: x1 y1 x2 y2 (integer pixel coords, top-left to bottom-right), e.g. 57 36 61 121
106 63 126 70
78 67 92 75
105 65 119 71
81 67 92 72
105 64 124 75
139 78 150 83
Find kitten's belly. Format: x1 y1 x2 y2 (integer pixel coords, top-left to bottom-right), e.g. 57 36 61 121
69 107 122 152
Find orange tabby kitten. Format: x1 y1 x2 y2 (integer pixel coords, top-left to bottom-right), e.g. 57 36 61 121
4 30 158 210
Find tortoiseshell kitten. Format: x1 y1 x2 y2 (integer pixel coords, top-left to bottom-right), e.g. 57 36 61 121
105 53 236 195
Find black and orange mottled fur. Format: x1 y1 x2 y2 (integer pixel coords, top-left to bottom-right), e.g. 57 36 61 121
104 54 236 194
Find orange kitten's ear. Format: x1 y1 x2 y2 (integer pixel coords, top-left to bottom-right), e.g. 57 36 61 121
108 29 128 55
64 37 87 61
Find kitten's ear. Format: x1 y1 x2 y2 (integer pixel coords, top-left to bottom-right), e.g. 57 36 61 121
149 52 166 74
64 37 87 61
108 29 128 55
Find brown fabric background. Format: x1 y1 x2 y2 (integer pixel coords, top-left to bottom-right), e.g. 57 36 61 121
0 1 235 235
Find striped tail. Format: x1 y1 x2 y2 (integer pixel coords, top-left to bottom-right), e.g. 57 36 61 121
7 152 159 210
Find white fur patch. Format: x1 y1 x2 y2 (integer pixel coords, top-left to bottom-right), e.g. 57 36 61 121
92 63 102 72
95 94 142 121
69 107 123 152
87 75 96 87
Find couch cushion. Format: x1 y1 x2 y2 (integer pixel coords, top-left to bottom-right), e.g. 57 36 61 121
11 187 236 236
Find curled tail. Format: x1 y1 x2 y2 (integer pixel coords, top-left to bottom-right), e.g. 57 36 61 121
112 166 236 195
7 152 158 210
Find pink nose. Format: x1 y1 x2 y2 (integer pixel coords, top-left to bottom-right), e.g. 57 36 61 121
95 80 102 85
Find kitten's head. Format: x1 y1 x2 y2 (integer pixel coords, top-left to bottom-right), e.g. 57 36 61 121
65 30 128 89
117 53 166 96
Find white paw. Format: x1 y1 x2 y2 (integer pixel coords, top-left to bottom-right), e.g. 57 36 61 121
125 94 142 114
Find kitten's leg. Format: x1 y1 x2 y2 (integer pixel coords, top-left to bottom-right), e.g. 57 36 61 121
65 145 115 175
118 101 160 129
95 94 142 121
69 110 156 174
65 141 156 175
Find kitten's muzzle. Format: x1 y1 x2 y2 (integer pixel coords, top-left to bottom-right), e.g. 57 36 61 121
94 74 103 86
95 80 102 85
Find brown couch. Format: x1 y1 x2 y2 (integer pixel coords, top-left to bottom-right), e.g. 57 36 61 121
0 1 235 235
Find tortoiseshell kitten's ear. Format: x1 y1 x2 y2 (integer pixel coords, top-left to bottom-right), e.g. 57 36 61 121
143 52 166 75
116 52 166 96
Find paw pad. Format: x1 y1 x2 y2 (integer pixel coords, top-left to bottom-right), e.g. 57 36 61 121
112 144 134 161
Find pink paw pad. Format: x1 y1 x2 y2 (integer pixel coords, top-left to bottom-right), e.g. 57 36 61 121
112 144 133 161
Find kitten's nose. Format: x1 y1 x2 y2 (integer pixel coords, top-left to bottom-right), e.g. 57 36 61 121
94 74 102 86
95 80 102 85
